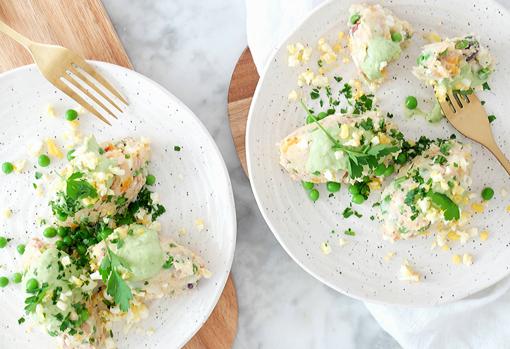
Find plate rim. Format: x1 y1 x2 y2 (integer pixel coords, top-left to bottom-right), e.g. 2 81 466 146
0 61 238 347
246 0 510 307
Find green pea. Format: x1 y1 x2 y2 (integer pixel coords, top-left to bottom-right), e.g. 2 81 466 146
12 272 22 284
481 187 494 201
302 181 314 190
391 32 402 42
350 14 361 24
38 154 50 167
309 189 320 202
146 174 156 186
326 182 341 193
77 244 87 255
63 236 73 246
2 162 14 174
317 112 328 120
374 164 386 176
348 184 360 195
0 276 8 288
57 226 69 237
352 194 365 204
0 237 7 248
43 227 57 238
65 109 78 121
405 96 418 110
67 149 76 161
16 244 25 255
56 211 68 222
396 153 408 164
55 239 66 250
26 278 39 293
384 165 395 177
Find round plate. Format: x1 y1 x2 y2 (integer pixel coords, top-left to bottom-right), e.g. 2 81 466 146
247 0 510 306
0 62 236 348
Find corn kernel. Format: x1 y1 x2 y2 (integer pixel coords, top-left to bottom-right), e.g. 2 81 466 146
506 205 510 213
480 231 489 241
46 139 64 159
452 254 462 265
441 244 450 251
471 203 485 213
338 31 345 40
447 231 460 241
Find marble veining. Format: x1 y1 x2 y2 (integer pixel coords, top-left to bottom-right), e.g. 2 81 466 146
102 0 399 347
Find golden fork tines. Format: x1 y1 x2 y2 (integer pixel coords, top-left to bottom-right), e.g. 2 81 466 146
438 91 510 175
0 19 127 125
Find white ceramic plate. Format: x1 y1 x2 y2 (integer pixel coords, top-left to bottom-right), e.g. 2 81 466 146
0 62 236 348
247 0 510 306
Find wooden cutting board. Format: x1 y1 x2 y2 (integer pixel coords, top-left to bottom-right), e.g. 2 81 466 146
228 48 260 175
0 1 238 348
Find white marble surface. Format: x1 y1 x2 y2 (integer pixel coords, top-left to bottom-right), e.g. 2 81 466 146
102 1 400 348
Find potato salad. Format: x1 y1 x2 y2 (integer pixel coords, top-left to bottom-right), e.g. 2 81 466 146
413 35 494 101
10 130 209 348
348 3 413 85
379 140 472 241
279 112 404 184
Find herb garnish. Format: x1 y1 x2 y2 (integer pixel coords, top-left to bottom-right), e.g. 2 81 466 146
99 246 133 312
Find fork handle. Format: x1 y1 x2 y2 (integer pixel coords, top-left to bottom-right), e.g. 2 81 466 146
0 19 33 49
485 141 510 175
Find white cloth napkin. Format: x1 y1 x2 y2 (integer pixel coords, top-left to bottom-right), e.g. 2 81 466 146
246 0 510 348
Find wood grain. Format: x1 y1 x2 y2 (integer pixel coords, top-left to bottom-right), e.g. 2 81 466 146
0 0 131 69
0 1 238 348
227 47 260 175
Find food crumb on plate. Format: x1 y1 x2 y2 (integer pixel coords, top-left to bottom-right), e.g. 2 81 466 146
480 230 489 241
2 208 12 218
320 241 331 255
399 260 420 282
45 104 56 117
195 218 205 232
288 90 299 101
452 254 462 265
463 253 474 266
383 251 396 261
338 237 347 246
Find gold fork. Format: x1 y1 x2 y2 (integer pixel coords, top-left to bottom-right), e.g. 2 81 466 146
439 91 510 174
0 19 127 125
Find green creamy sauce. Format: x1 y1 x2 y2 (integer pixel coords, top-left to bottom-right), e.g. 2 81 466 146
305 123 375 173
440 62 488 91
25 248 87 332
115 226 164 282
361 37 401 80
84 136 115 173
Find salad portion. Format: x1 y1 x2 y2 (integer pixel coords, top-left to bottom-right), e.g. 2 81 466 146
16 134 209 348
49 136 150 226
348 3 413 85
379 140 473 241
279 111 403 184
413 35 494 101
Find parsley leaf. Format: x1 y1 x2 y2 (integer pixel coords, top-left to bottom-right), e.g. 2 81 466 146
99 247 133 312
66 172 98 201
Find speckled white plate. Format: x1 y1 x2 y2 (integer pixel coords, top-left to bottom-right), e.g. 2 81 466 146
247 0 510 306
0 62 236 348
